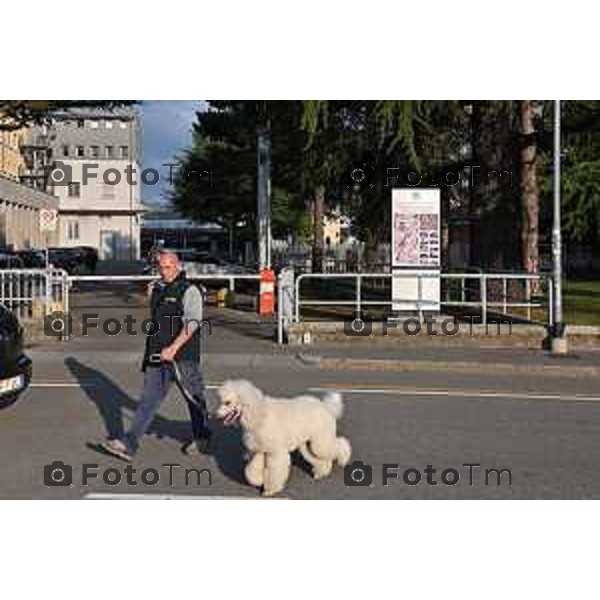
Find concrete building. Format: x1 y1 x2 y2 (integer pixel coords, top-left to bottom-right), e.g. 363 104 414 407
0 176 59 249
140 207 225 257
323 208 352 248
21 107 143 259
0 125 27 182
0 114 59 250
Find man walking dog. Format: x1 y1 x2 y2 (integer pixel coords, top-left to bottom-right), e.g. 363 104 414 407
100 251 211 461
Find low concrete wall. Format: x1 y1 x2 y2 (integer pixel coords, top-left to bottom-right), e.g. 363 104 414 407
287 321 600 349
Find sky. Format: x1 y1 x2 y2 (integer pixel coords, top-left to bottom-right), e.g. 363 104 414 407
139 100 206 206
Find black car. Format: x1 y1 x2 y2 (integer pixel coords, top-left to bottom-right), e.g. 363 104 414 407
47 248 80 275
17 249 47 269
0 304 32 409
0 251 24 269
48 246 99 275
72 246 98 274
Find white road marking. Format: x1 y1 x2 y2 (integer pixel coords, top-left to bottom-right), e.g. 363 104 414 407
31 383 95 388
83 492 281 500
31 383 222 389
309 386 600 403
30 381 600 403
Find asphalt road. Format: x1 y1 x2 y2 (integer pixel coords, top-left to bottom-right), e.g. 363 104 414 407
2 341 600 499
3 284 600 499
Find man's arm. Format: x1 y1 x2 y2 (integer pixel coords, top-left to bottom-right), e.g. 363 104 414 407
160 286 203 360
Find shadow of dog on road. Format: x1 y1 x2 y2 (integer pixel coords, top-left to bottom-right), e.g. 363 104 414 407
207 418 246 485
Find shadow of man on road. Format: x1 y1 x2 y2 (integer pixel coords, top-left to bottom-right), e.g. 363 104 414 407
63 357 248 486
64 357 191 443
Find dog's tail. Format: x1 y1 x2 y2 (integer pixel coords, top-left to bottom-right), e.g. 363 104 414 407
322 391 344 420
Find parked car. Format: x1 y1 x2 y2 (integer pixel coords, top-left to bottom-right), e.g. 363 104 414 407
0 304 32 409
47 246 100 275
17 249 47 269
144 248 252 277
47 248 81 274
0 251 24 269
71 246 98 274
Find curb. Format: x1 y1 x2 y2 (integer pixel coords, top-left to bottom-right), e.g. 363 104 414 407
318 357 600 378
26 348 310 370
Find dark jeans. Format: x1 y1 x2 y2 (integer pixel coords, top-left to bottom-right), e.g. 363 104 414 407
123 360 209 454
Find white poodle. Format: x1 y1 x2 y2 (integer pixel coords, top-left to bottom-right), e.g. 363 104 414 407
216 379 352 496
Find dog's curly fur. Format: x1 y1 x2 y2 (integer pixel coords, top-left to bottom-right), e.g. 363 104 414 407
217 379 352 496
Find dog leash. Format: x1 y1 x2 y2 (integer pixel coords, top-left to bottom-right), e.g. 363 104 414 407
147 353 205 410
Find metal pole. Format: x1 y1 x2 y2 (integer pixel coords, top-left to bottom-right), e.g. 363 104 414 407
257 123 272 270
552 100 564 338
277 273 283 345
257 130 266 270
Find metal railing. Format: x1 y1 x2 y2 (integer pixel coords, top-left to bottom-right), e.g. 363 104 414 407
0 269 262 339
0 268 68 322
67 273 261 292
292 271 552 327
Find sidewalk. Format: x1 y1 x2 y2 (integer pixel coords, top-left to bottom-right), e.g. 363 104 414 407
27 305 600 377
305 346 600 378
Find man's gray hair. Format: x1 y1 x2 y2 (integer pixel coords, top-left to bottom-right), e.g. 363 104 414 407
157 250 181 264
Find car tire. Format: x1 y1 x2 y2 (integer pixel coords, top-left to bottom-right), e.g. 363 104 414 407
0 392 21 410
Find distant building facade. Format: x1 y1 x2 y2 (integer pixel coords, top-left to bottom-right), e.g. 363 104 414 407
0 113 59 250
21 107 143 259
140 207 225 256
0 125 27 182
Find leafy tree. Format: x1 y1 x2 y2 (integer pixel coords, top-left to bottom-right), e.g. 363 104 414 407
170 101 311 260
0 100 137 130
539 101 600 249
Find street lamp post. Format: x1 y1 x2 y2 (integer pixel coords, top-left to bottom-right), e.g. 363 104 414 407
551 99 567 354
257 127 271 270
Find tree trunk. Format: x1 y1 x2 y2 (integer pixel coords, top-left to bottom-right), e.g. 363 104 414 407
519 100 539 289
312 184 325 272
441 192 450 271
468 101 482 268
364 228 379 270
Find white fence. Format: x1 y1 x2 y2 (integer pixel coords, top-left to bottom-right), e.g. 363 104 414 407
276 271 553 343
0 269 68 322
271 240 392 273
1 268 554 346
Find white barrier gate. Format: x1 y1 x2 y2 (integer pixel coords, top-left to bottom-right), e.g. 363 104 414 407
0 268 68 322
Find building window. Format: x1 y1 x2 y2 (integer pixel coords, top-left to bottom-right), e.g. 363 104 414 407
119 120 127 129
120 146 129 159
90 121 99 129
68 182 81 197
90 146 99 158
67 221 80 240
63 145 69 157
76 146 85 158
106 146 114 158
105 120 113 129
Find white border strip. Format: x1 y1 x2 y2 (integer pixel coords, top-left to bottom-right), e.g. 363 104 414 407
309 386 600 403
83 492 285 500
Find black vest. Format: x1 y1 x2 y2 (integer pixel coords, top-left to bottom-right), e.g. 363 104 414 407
143 273 201 369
